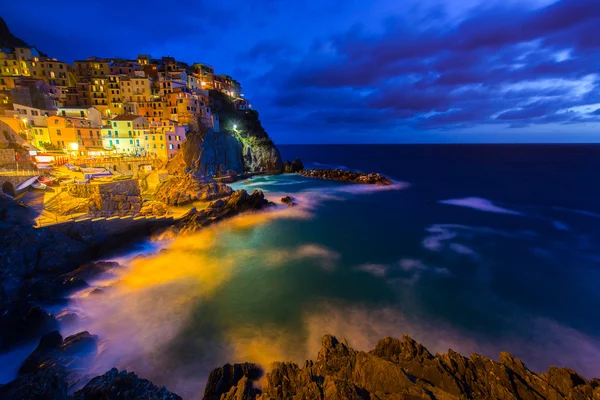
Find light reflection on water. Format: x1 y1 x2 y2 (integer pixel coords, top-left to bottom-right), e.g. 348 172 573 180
53 173 600 398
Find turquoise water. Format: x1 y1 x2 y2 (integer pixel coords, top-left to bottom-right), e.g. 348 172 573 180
10 144 600 397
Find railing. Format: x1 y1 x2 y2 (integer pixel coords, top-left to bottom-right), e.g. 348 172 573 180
0 169 40 176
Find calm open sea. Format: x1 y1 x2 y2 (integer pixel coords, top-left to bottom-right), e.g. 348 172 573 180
5 144 600 398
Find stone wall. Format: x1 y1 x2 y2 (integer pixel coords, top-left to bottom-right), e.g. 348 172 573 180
67 179 142 216
0 149 15 166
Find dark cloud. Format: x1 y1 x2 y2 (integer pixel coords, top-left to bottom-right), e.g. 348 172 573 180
4 0 600 142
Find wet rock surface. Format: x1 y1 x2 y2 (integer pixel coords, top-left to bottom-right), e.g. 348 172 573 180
203 334 600 400
139 200 169 216
281 195 295 206
155 173 233 206
300 169 392 185
170 189 273 235
283 158 304 173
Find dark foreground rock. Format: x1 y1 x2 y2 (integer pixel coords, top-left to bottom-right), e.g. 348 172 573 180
300 169 392 185
203 334 600 400
169 189 273 235
72 368 182 400
0 365 182 400
155 173 233 206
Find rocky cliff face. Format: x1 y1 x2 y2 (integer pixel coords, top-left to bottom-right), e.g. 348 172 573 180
154 173 233 206
204 334 600 400
166 91 283 177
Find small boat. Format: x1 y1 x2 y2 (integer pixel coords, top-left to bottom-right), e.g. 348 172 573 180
15 176 40 191
32 181 47 190
65 164 80 172
84 170 112 180
38 176 54 186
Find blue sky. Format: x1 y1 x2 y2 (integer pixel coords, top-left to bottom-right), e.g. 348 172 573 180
4 0 600 143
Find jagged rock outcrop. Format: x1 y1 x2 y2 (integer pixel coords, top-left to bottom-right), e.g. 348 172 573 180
154 173 233 206
203 363 262 400
204 334 600 400
283 158 304 173
72 368 182 400
300 169 392 186
169 190 273 235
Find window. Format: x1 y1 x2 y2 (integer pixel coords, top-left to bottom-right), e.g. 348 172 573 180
80 111 85 117
130 140 133 144
56 129 61 136
113 122 117 127
54 119 59 124
77 130 81 136
116 140 120 144
127 122 131 127
169 144 174 150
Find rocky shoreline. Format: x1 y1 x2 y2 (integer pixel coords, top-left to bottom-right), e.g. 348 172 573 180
203 334 600 400
0 185 273 398
5 331 598 399
300 168 392 185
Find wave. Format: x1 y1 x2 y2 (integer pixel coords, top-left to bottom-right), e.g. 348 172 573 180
439 197 523 216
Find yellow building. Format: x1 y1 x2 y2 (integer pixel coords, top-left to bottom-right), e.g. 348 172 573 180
47 116 78 152
121 76 152 103
31 126 51 149
102 115 147 156
107 75 124 116
74 57 110 78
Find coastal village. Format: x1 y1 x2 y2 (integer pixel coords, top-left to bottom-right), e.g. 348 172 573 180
0 37 269 225
0 47 248 162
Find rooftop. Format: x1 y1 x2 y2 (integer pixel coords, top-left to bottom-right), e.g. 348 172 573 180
111 114 143 121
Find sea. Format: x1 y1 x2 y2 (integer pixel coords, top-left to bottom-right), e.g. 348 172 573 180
2 144 600 398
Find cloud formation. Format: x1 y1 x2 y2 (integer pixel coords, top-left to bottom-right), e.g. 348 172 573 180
4 0 600 142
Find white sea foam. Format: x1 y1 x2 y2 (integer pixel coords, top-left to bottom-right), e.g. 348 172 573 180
439 197 523 216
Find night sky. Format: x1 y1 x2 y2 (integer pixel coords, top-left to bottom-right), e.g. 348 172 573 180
4 0 600 143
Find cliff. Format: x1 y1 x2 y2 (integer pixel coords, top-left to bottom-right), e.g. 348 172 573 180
166 91 283 177
204 334 600 400
0 17 46 55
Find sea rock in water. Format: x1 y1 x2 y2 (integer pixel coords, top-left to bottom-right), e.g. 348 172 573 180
203 334 600 400
281 196 295 206
72 368 182 400
300 169 392 185
154 173 233 206
283 158 305 173
172 190 273 235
